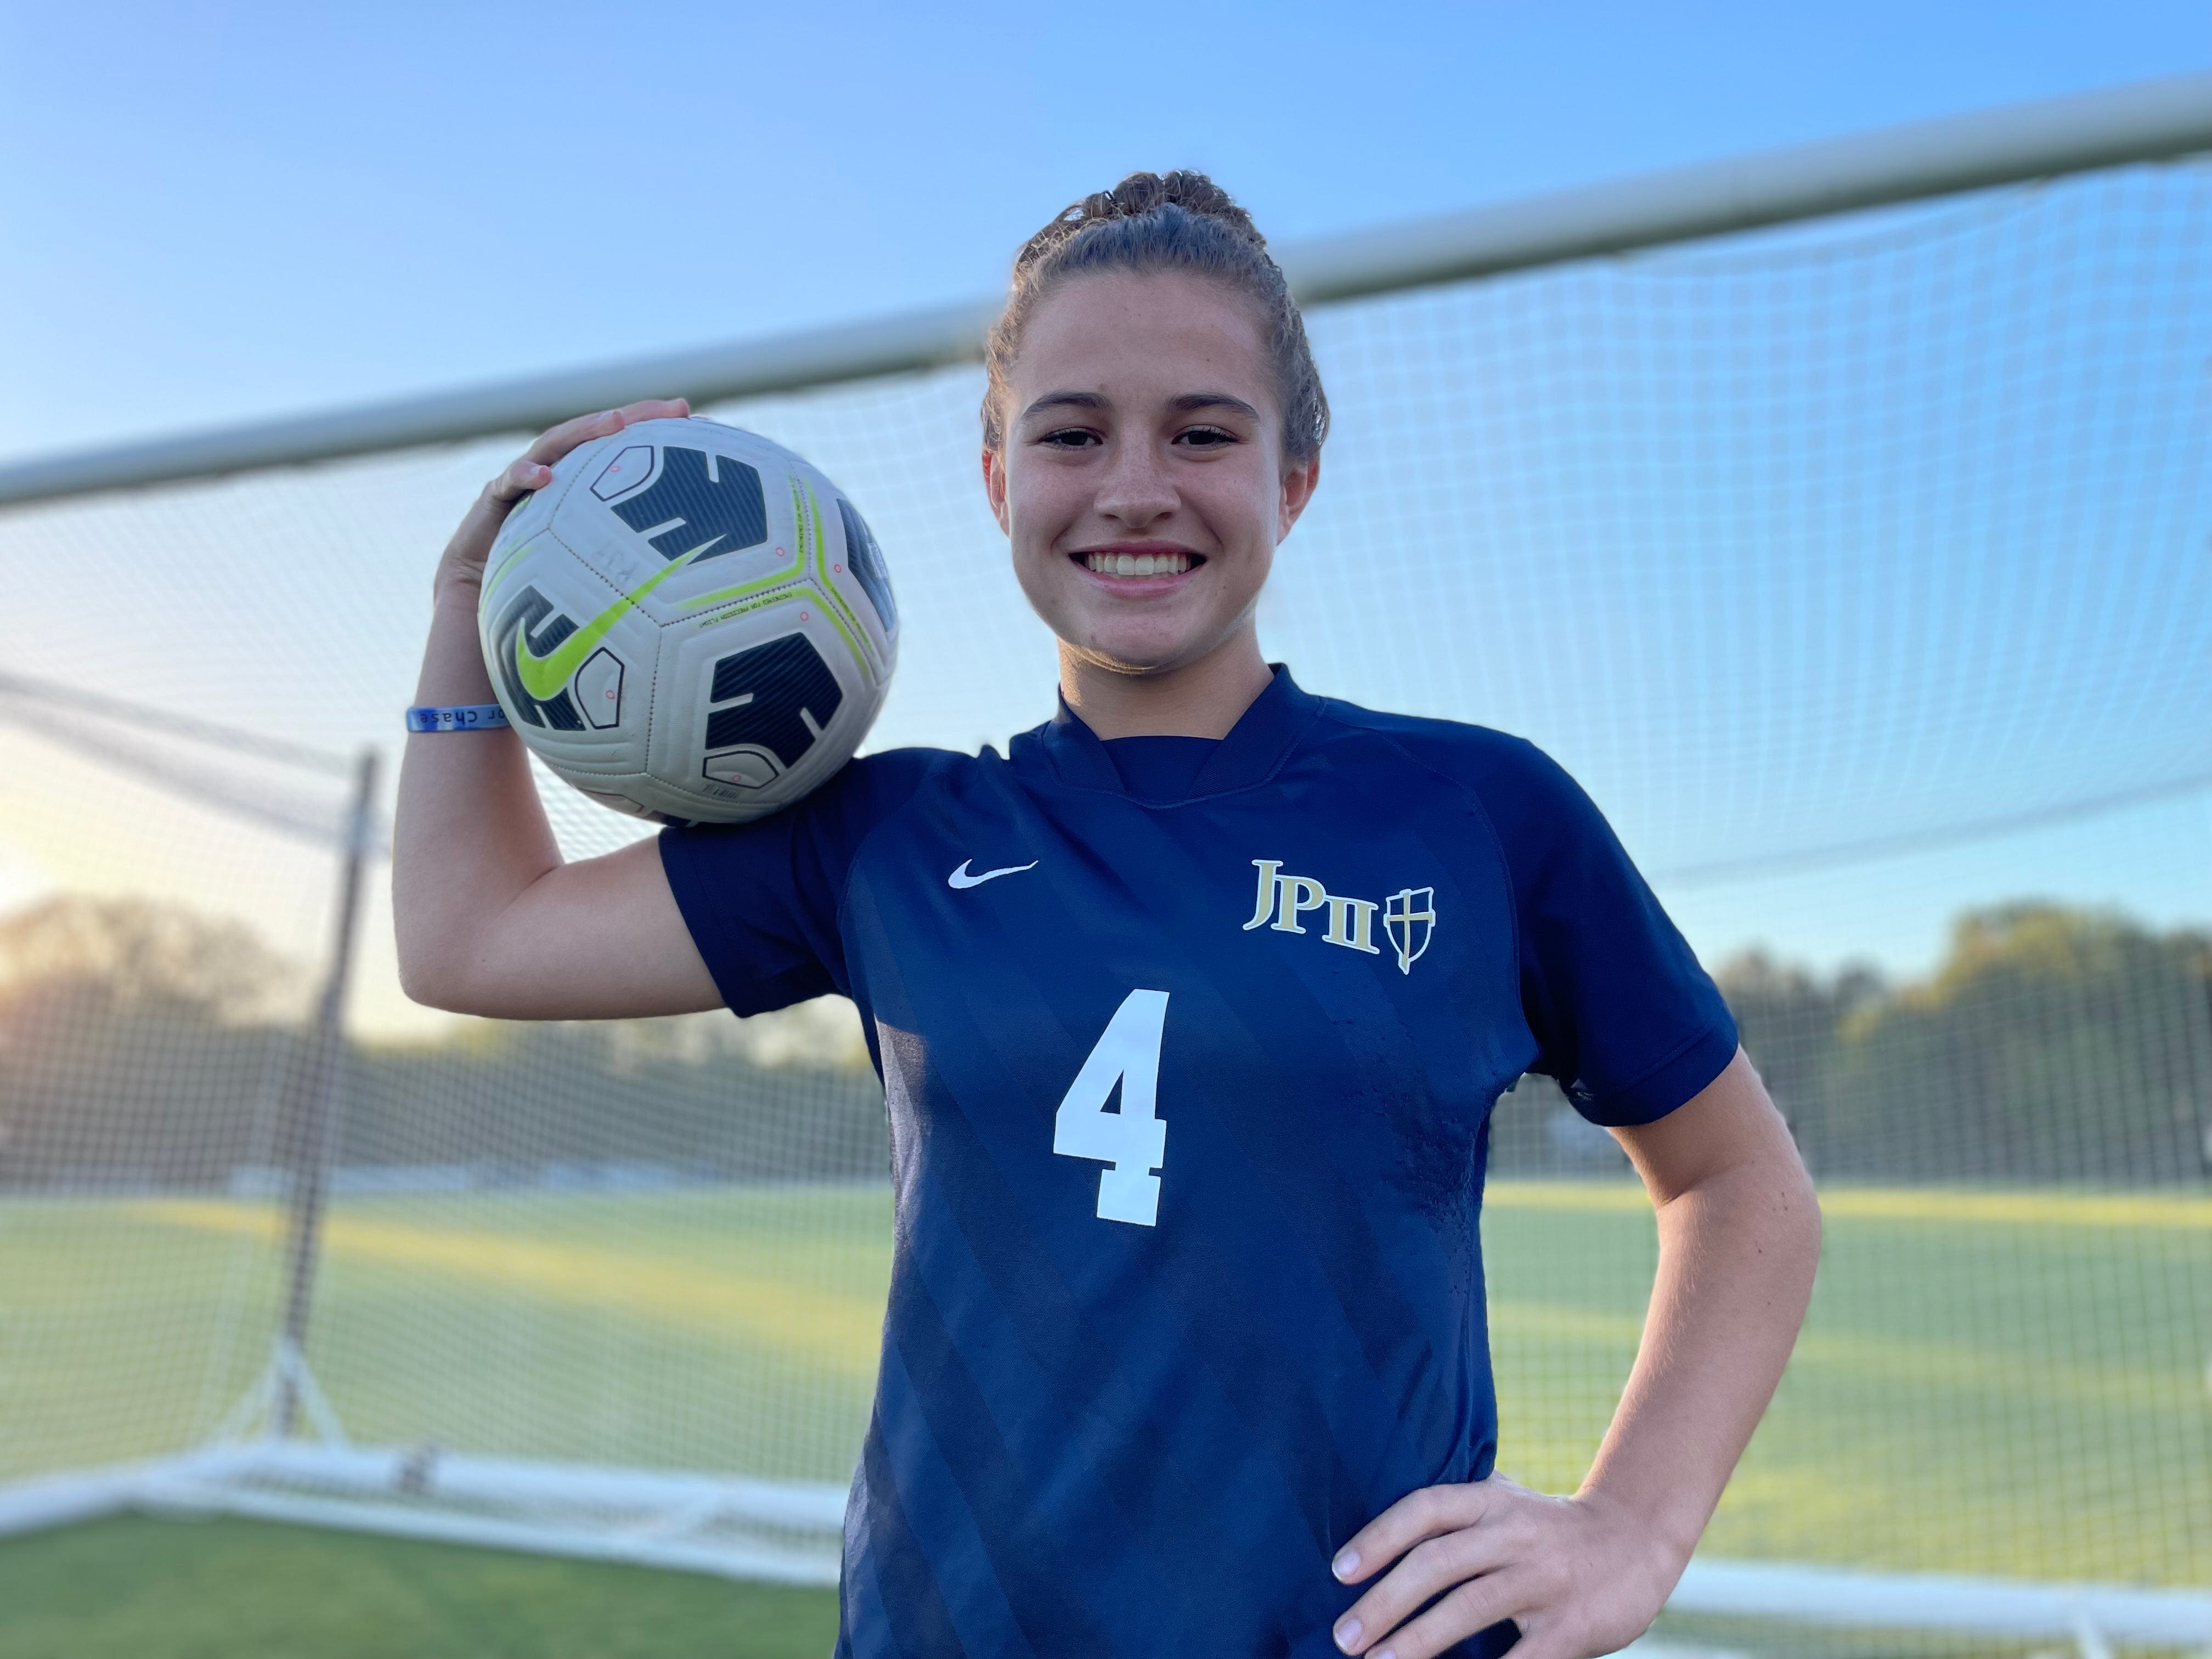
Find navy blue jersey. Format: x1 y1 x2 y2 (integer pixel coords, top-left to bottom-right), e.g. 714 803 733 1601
660 668 1736 1659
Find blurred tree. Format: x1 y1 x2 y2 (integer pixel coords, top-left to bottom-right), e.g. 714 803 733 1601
1710 905 2212 1184
1712 949 1883 1152
0 898 307 1187
1816 904 2212 1182
2 893 2202 1192
0 894 300 1024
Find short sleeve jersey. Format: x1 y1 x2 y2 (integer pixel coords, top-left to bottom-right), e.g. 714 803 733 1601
659 668 1737 1659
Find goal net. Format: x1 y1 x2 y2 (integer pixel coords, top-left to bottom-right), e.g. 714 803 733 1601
1 145 2207 1653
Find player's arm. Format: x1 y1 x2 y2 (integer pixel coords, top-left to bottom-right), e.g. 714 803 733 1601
393 399 725 1021
1328 1049 1820 1659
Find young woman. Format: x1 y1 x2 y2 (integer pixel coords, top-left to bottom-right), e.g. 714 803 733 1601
396 172 1820 1659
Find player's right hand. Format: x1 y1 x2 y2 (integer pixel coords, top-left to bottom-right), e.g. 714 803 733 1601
431 398 692 608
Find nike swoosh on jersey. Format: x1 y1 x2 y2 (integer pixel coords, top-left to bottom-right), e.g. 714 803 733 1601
947 859 1039 889
513 548 699 703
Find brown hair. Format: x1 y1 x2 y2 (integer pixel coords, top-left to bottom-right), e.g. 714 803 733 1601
983 170 1329 462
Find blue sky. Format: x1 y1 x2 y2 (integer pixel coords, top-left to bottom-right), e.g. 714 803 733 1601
4 1 2209 461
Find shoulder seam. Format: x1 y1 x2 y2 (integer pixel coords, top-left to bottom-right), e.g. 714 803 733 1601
830 752 962 941
1306 703 1527 1002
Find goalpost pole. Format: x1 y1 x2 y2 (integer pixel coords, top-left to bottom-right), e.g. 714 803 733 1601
273 746 379 1437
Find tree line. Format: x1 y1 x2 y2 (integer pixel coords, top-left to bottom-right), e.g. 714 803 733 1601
0 894 2204 1192
0 895 888 1192
1717 902 2210 1183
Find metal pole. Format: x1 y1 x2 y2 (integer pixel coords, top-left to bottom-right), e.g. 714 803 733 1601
274 746 379 1437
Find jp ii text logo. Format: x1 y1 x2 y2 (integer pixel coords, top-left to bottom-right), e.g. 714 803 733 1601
1243 860 1436 974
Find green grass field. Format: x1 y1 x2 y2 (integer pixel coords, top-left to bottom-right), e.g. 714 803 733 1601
0 1515 839 1659
3 1179 2207 1655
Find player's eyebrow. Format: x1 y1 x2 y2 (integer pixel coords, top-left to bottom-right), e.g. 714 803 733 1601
1020 391 1108 421
1020 390 1262 421
1167 392 1261 420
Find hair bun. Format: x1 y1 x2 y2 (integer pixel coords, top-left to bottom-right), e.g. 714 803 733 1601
1019 171 1266 270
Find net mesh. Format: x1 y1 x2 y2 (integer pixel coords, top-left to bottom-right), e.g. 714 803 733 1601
1 157 2208 1645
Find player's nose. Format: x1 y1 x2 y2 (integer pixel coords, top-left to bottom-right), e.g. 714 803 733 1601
1091 439 1178 531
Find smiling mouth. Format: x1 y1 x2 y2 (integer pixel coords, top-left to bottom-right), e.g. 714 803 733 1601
1073 549 1203 577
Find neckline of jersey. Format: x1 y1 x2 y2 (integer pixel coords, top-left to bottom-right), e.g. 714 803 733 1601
1023 664 1323 802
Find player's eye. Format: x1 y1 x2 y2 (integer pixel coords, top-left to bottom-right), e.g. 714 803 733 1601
1038 427 1102 449
1174 426 1237 449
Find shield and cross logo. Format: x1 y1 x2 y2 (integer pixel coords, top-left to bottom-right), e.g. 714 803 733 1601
1383 887 1436 975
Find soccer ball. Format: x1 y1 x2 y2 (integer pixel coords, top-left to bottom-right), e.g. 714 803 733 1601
478 416 898 823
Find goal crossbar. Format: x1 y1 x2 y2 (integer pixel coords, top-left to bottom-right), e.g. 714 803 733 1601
2 71 2209 507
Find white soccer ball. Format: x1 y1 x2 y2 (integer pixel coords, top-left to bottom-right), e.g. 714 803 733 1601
478 416 898 823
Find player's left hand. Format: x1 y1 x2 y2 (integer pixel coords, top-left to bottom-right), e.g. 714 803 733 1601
1329 1474 1684 1659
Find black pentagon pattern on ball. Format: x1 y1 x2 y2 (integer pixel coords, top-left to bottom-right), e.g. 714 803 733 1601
836 496 898 632
490 586 585 730
704 634 845 771
607 447 767 563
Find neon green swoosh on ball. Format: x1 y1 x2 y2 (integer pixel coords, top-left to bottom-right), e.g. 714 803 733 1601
514 550 697 702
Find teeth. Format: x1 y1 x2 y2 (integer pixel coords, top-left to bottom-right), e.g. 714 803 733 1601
1085 551 1190 577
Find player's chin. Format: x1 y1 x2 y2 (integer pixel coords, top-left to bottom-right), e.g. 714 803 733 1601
1029 568 1247 668
1069 611 1231 675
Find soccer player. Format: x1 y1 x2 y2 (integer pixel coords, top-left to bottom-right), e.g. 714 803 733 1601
395 172 1820 1659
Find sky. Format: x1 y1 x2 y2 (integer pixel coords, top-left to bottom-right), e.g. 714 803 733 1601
2 2 2209 1037
4 1 2211 462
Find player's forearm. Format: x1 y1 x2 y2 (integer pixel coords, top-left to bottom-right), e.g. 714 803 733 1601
393 585 565 1006
1581 1120 1820 1570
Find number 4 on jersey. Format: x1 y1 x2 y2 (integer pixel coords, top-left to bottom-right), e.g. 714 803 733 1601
1053 989 1169 1226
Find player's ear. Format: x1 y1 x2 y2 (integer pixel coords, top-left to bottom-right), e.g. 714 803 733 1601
1277 448 1321 541
982 445 1011 535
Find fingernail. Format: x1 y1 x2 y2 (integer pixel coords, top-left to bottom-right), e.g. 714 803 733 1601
1334 1617 1362 1651
1375 1650 1396 1659
1333 1549 1358 1579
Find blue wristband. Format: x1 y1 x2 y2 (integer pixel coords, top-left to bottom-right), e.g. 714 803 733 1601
406 704 511 733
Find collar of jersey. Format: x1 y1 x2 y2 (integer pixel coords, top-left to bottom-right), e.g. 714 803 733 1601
1021 664 1322 800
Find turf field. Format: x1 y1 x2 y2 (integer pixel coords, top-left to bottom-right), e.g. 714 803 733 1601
3 1178 2207 1653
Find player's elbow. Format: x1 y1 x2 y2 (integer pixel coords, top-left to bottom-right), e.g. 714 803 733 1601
394 884 533 1014
396 934 492 1016
1752 1127 1824 1289
397 949 464 1014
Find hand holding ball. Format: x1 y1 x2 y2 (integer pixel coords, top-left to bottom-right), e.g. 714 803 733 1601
478 416 898 823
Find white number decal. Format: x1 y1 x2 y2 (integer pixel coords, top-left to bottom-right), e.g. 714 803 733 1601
1053 989 1170 1226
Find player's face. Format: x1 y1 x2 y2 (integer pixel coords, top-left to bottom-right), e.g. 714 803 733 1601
985 271 1319 677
